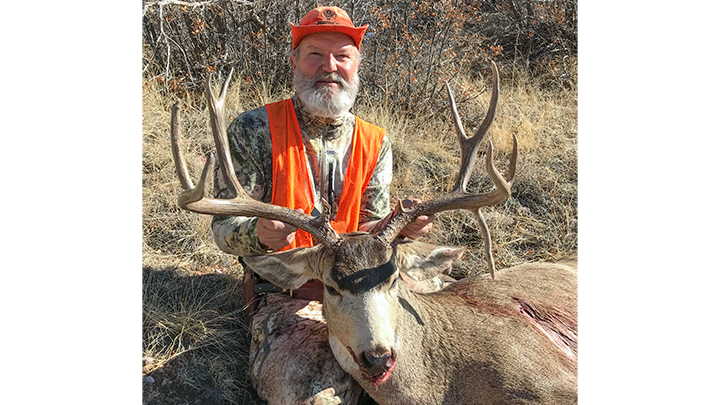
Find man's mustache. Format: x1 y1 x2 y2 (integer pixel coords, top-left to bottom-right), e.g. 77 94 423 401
313 72 346 87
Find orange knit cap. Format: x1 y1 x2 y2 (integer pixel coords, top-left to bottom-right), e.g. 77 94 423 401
291 6 369 50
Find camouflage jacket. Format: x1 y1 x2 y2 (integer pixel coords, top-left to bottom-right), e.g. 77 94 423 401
211 96 393 257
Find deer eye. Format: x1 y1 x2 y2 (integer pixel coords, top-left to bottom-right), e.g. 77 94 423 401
390 277 399 290
325 285 341 296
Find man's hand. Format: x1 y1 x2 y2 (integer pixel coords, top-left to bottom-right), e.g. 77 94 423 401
400 198 434 239
257 217 298 251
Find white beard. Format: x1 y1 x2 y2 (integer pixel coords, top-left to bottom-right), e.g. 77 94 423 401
294 69 360 119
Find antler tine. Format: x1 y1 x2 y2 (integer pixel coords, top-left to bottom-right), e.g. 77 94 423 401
178 152 216 208
473 207 496 279
505 133 518 187
205 68 244 198
450 60 500 193
170 102 194 190
169 71 341 249
445 80 468 141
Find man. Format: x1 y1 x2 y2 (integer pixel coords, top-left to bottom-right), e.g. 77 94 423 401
211 6 436 404
212 6 432 257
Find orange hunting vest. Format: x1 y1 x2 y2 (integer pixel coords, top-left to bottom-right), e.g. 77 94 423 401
266 99 385 251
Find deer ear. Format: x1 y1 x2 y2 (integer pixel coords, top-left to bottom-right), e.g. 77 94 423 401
392 240 466 281
243 245 334 290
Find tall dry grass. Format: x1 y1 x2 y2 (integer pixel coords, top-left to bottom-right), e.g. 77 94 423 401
142 63 577 403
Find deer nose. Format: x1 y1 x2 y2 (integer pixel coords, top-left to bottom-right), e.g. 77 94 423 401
361 349 394 375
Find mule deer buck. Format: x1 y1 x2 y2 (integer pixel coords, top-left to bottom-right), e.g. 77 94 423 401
170 62 577 404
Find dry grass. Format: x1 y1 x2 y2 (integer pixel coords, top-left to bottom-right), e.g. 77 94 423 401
141 65 577 403
142 266 261 404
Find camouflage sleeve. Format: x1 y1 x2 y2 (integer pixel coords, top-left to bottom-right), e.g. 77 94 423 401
358 134 392 227
211 106 274 257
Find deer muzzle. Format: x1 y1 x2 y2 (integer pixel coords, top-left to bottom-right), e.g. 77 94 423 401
361 347 395 385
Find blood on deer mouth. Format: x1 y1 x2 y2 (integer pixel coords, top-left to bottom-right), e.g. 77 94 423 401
347 345 396 386
370 358 395 386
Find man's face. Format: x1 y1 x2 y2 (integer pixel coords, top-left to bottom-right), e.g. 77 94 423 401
290 32 361 118
291 32 360 86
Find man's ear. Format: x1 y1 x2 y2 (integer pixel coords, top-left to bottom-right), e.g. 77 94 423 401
243 244 334 290
392 240 465 281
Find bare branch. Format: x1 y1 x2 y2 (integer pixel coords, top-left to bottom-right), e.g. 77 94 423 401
143 0 253 15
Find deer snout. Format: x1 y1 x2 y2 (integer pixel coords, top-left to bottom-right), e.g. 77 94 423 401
361 348 395 384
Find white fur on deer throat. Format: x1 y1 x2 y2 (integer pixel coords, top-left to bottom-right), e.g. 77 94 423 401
327 287 399 375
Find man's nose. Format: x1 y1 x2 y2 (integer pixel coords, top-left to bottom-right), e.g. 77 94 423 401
322 53 338 72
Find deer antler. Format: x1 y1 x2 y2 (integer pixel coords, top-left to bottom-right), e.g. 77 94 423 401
376 61 517 278
170 69 341 249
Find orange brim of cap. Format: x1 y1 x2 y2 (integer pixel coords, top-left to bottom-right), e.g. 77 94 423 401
291 24 369 50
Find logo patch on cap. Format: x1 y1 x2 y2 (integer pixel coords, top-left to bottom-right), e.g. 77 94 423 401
318 9 338 25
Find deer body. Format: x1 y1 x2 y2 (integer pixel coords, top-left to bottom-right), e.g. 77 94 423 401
244 236 577 405
333 262 577 404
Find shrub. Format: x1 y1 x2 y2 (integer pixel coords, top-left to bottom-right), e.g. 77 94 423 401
142 0 577 107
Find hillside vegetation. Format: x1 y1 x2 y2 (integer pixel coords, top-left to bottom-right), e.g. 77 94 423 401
142 1 576 403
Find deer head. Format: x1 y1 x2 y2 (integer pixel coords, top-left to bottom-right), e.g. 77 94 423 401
170 61 517 384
